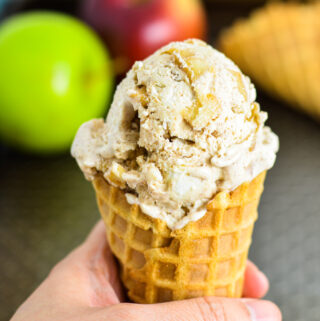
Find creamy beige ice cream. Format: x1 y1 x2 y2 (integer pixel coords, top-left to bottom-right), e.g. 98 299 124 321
72 39 279 230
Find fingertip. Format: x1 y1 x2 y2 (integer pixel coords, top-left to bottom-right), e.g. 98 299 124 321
243 299 282 321
256 270 269 297
244 261 269 298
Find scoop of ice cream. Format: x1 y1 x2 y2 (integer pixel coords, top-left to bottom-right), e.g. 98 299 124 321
72 39 279 230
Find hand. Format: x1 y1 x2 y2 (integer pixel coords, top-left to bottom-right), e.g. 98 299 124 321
11 221 281 321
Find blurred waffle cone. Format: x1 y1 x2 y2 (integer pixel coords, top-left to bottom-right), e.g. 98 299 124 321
219 2 320 121
205 0 317 4
92 171 266 303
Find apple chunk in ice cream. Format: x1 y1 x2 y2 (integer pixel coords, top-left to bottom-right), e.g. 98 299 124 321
72 39 278 230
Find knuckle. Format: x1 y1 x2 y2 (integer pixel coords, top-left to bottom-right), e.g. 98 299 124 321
47 247 83 279
193 297 228 321
268 301 282 320
47 262 61 278
47 256 73 280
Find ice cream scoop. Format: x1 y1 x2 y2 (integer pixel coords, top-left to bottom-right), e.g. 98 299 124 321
72 39 278 230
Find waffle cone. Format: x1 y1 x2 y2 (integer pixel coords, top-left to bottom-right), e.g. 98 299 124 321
219 2 320 121
93 171 266 303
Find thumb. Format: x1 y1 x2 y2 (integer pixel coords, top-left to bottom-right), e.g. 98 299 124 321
109 297 282 321
153 297 281 321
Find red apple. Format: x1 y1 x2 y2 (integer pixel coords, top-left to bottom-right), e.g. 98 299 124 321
80 0 207 73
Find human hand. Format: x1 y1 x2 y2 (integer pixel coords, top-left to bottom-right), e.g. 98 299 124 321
11 220 281 321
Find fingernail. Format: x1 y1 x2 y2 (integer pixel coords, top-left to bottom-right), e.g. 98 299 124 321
244 299 281 321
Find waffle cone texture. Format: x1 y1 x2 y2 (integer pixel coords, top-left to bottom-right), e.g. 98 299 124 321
219 2 320 121
93 171 266 303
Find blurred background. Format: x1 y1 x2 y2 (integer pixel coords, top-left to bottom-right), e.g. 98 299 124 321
0 0 319 320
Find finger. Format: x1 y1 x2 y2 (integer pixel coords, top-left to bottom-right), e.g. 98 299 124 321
49 220 124 306
243 261 269 298
101 298 281 321
79 220 124 304
152 297 281 321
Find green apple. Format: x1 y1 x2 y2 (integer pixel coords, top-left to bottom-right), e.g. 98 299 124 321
0 12 113 153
